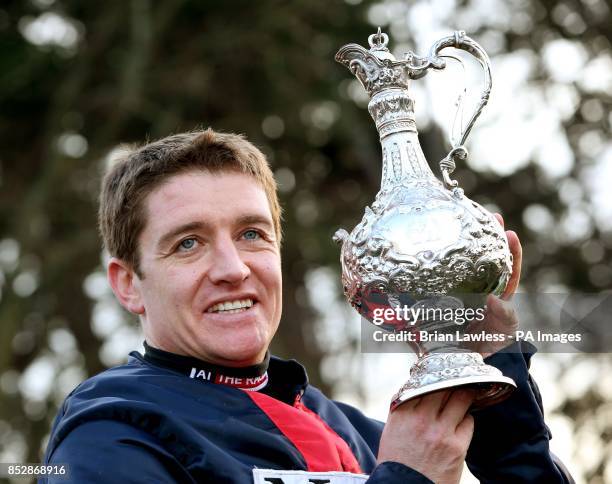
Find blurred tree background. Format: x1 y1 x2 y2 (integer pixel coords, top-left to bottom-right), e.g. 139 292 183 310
0 0 610 482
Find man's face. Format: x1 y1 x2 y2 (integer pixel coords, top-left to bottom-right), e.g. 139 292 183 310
130 170 282 366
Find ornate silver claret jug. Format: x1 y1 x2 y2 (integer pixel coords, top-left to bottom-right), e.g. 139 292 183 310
333 29 516 410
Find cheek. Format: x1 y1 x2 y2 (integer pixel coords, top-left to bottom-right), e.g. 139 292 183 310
250 249 279 270
148 266 203 302
262 259 282 289
257 259 282 334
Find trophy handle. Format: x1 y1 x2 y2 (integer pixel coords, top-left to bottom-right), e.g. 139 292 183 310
405 31 492 190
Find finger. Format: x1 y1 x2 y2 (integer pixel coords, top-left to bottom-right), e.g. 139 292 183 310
440 389 453 409
486 294 515 321
494 212 504 229
393 395 422 412
502 230 522 300
414 389 452 416
456 413 475 440
439 389 476 426
484 294 518 330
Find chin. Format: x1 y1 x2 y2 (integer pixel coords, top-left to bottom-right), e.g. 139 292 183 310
217 350 266 366
211 340 267 366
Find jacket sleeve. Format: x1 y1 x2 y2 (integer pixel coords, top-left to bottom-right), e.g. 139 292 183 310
40 419 194 484
367 461 433 483
466 341 574 483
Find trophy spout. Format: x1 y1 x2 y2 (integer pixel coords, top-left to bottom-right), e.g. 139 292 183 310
333 228 348 245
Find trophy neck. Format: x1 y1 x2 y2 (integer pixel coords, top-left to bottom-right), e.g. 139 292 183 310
368 88 416 138
380 131 435 189
373 89 436 189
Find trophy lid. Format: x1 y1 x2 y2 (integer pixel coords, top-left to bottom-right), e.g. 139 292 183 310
367 28 396 62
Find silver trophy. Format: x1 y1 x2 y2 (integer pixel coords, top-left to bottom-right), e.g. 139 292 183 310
333 29 516 410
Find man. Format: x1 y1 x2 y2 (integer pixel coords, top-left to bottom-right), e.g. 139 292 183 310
42 129 571 483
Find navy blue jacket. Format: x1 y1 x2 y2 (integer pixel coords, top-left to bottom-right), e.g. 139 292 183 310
41 342 571 483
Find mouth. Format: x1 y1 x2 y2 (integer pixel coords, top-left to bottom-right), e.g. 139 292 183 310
206 298 256 314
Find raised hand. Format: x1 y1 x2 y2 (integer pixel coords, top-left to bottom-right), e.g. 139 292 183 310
378 389 476 483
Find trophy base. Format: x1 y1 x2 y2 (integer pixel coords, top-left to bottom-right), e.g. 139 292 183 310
390 352 516 411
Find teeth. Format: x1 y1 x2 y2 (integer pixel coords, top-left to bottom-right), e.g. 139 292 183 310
207 299 254 313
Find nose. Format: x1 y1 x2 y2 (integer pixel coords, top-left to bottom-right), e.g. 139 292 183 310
207 239 250 285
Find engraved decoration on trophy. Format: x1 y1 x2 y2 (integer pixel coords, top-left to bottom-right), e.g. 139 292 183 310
333 29 516 410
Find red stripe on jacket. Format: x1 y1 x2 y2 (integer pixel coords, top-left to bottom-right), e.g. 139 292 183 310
246 391 363 473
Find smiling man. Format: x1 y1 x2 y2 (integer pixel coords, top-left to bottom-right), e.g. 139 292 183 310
110 170 282 368
41 129 572 483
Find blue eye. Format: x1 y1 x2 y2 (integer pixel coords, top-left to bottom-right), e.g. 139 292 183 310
243 230 260 240
178 238 197 251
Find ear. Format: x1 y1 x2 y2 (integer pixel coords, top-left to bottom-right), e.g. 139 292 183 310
107 257 145 315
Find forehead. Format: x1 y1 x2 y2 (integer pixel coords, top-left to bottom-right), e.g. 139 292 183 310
142 170 272 234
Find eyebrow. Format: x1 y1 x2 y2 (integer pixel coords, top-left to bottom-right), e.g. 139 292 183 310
156 214 274 249
235 214 274 230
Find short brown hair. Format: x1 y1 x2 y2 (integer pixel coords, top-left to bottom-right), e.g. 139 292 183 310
99 128 282 276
